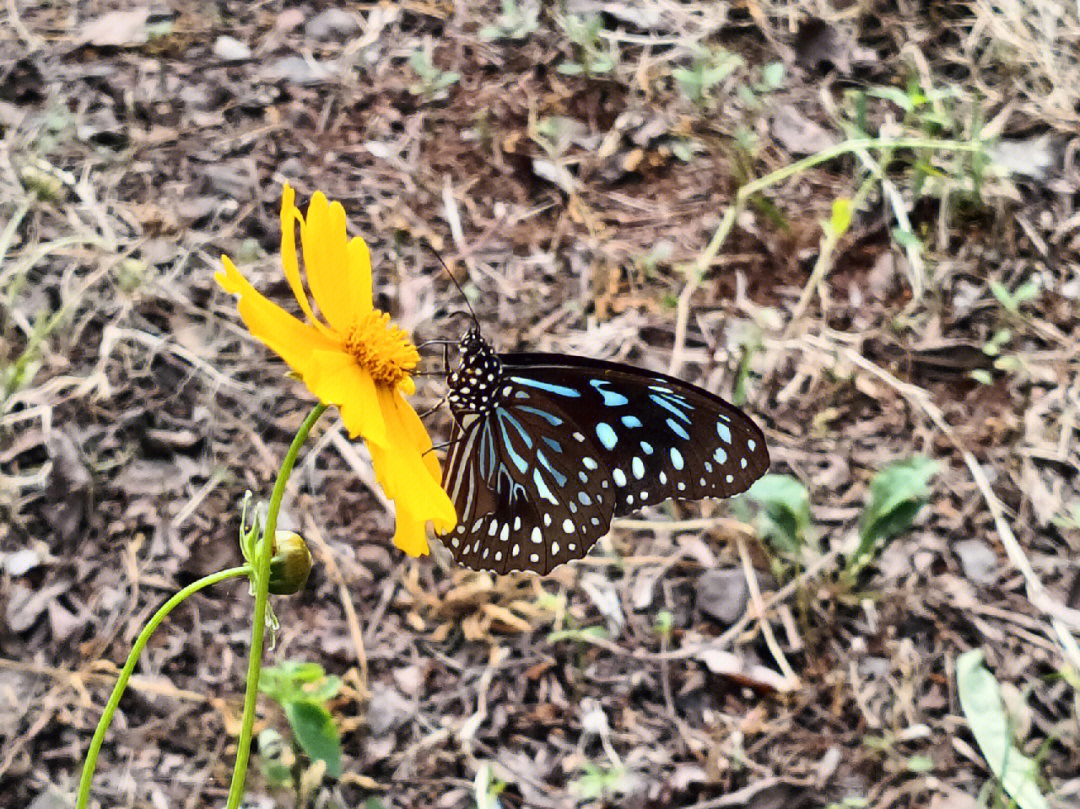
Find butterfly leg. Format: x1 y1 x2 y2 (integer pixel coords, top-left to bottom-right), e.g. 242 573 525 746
417 396 447 419
424 434 465 457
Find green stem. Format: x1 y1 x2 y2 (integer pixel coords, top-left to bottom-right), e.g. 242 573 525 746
670 135 987 374
76 565 252 809
696 136 986 274
225 403 326 809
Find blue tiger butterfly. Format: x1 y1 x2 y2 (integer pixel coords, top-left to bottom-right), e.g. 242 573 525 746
435 319 769 575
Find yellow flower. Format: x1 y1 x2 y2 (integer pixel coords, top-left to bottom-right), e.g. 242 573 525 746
215 183 457 556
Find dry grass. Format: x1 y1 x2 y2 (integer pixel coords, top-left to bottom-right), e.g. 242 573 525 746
2 1 1080 808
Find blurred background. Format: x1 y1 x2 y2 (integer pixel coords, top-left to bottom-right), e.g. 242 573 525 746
2 2 1079 808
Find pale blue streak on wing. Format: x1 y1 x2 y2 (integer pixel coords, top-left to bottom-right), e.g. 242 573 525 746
666 417 690 440
542 436 563 454
479 424 496 480
509 376 582 398
536 449 568 487
533 467 558 504
517 405 564 426
589 379 629 407
496 411 531 473
650 393 692 423
621 415 642 428
497 409 533 448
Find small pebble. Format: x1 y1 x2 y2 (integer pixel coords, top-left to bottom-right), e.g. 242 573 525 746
213 35 251 61
695 568 749 625
305 8 360 41
954 539 998 585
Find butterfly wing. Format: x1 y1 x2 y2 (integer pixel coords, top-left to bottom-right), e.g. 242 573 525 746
439 354 769 575
440 403 615 574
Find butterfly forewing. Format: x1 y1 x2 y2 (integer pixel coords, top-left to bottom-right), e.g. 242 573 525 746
438 344 769 575
503 355 768 508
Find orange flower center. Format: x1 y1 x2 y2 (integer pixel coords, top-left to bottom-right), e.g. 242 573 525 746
343 310 419 388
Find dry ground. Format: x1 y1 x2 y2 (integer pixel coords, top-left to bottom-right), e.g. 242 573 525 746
2 2 1079 808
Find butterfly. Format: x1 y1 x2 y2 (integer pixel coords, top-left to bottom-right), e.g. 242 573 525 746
435 324 769 575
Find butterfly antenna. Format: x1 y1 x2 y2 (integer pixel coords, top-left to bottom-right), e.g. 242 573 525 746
424 241 481 331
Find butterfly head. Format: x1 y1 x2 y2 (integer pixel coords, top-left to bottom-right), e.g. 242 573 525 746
447 326 502 415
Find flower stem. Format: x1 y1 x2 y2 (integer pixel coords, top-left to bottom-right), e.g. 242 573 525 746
225 404 327 809
76 565 252 809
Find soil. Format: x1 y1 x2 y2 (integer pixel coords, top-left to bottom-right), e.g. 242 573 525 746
2 3 1079 809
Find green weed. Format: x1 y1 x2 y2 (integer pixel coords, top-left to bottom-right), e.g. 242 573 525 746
673 46 743 107
958 650 1051 809
408 49 460 100
848 456 940 579
745 473 814 561
571 761 632 801
480 0 539 41
258 661 343 782
557 15 616 77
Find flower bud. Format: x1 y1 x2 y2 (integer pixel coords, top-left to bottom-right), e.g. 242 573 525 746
268 531 312 595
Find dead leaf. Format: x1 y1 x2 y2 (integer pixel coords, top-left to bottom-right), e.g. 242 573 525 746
7 582 68 633
990 135 1058 181
78 8 158 48
44 431 92 544
771 104 838 155
696 649 795 692
531 158 577 195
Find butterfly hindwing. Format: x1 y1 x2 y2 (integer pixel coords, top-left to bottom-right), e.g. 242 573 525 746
442 400 612 574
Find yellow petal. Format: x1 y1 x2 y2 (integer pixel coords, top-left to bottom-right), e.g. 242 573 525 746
390 511 431 557
374 386 457 530
303 197 359 334
304 351 387 448
279 184 332 337
216 257 337 375
346 236 373 312
392 387 446 487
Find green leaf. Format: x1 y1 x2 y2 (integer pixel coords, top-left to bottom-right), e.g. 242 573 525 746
590 56 615 74
557 62 585 75
436 71 460 90
860 456 939 545
957 650 1049 809
891 226 921 250
670 140 694 162
994 355 1022 373
1013 279 1041 305
673 67 701 96
851 457 939 574
408 50 433 77
760 61 785 90
829 197 853 237
303 674 342 703
746 474 812 557
284 700 342 778
547 625 608 644
989 279 1016 313
970 369 993 385
867 86 915 112
260 660 327 703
